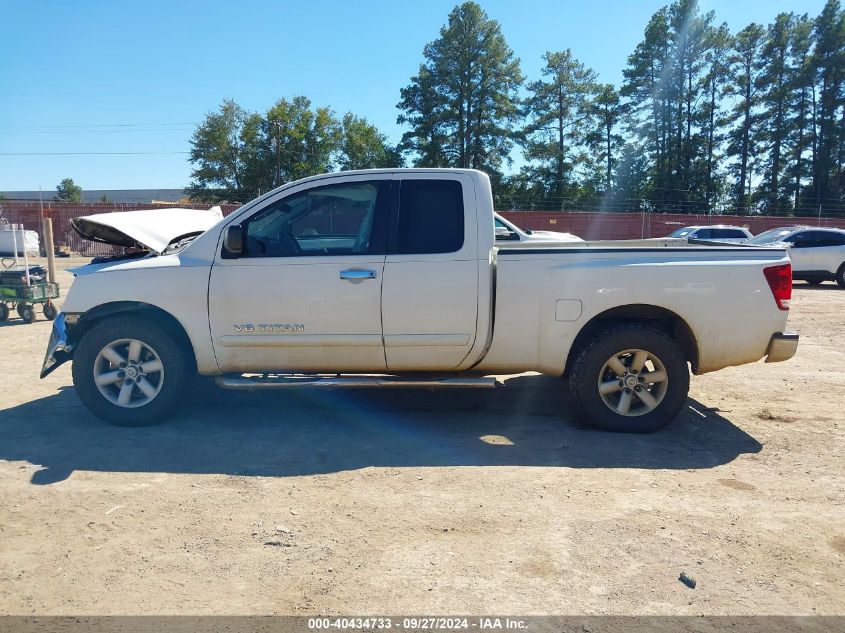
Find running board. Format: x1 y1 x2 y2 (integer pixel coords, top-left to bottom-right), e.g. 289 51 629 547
215 374 498 390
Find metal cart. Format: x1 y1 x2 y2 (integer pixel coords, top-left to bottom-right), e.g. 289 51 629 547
0 281 60 323
0 218 60 323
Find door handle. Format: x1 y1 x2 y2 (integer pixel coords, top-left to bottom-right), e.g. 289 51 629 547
340 269 377 280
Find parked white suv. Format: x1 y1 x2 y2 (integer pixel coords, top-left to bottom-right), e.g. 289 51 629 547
746 226 845 287
667 225 753 243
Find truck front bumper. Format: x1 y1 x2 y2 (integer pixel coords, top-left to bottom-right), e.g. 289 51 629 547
40 312 74 378
764 331 799 363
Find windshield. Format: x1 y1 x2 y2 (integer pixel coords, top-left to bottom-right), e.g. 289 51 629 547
668 228 694 238
745 228 795 245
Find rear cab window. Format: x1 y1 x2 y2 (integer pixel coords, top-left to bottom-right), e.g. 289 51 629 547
396 180 464 254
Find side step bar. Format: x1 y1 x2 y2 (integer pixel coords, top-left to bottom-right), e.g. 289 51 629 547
215 374 498 390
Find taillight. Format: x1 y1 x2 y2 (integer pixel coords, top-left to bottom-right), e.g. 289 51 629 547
764 263 792 310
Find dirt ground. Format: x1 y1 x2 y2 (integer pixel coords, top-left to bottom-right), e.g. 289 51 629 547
0 257 842 616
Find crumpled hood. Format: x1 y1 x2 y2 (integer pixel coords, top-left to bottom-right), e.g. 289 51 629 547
71 207 223 254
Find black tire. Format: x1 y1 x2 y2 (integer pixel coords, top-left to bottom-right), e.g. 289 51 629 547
72 316 192 426
20 305 35 324
16 302 26 318
836 263 845 289
569 324 690 433
43 302 57 320
0 303 8 322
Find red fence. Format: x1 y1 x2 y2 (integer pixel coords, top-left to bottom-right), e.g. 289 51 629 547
497 210 845 241
3 199 845 257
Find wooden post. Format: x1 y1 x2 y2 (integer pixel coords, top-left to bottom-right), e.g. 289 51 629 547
42 217 57 284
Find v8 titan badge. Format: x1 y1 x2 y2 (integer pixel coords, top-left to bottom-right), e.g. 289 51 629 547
234 323 305 333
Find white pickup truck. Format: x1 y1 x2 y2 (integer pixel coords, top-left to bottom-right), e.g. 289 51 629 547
41 169 799 432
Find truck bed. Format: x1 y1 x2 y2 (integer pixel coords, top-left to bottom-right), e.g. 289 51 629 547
479 242 790 376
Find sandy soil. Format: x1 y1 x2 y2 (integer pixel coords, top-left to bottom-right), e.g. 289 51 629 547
0 257 842 615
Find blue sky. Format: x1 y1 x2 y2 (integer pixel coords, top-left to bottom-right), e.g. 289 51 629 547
0 0 828 192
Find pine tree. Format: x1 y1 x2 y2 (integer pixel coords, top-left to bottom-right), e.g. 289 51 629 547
586 84 625 194
397 2 523 174
756 13 796 213
622 7 671 206
701 23 732 208
667 0 713 203
725 23 766 210
786 14 816 210
522 50 597 204
811 0 845 210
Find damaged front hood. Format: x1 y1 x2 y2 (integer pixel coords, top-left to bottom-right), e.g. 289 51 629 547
71 207 224 254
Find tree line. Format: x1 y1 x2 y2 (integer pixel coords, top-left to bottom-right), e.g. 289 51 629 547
186 97 401 202
188 0 845 216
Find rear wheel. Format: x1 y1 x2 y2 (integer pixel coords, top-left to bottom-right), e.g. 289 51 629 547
72 316 191 425
0 303 8 322
43 301 57 320
836 263 845 289
569 324 690 433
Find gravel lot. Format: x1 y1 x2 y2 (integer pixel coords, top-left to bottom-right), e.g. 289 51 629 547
0 257 843 615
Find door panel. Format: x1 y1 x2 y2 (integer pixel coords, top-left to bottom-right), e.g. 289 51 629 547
381 175 479 371
209 177 391 373
820 246 845 273
210 257 386 372
786 232 816 272
382 259 478 369
787 246 815 272
813 233 845 273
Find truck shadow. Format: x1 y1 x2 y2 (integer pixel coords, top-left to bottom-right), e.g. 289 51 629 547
0 375 762 485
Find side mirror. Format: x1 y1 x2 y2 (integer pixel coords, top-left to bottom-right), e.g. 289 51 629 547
223 224 245 256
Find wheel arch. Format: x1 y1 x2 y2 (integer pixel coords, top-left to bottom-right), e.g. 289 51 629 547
836 261 845 286
71 301 197 371
564 304 699 376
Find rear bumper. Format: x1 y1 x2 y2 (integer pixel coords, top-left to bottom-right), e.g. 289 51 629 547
764 331 799 363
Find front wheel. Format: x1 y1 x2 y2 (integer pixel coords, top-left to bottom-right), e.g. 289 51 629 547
72 316 191 425
569 324 690 433
836 263 845 289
